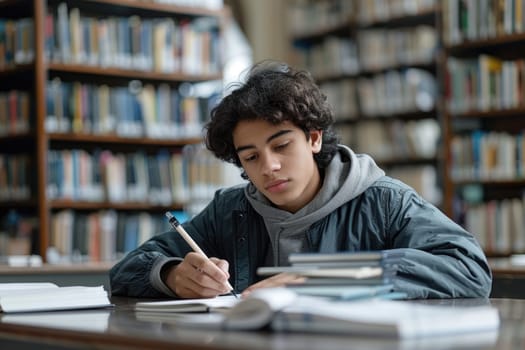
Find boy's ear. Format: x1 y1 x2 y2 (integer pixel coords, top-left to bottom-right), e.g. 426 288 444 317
310 130 323 153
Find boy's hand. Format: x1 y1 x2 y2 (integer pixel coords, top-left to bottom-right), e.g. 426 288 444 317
241 273 306 298
164 252 231 298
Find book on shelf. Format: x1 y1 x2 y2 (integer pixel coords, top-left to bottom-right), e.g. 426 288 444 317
135 287 500 338
0 283 112 313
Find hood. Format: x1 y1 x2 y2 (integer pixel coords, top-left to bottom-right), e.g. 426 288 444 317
244 145 385 265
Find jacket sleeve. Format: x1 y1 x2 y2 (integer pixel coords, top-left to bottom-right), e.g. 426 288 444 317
109 187 238 298
108 230 190 298
381 182 492 299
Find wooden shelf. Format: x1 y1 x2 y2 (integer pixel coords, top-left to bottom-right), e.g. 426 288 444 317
452 179 525 187
358 109 437 121
450 107 525 119
80 0 224 17
48 132 203 147
446 33 525 53
47 63 222 83
291 20 353 42
0 0 225 265
288 0 442 207
50 199 185 211
358 7 438 28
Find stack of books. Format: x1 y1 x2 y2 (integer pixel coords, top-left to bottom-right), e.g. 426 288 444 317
257 250 405 300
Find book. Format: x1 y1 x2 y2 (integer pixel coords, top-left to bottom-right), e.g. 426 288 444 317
256 266 384 278
0 310 110 332
161 288 500 338
285 284 404 300
0 283 112 313
288 250 404 265
257 251 402 289
135 294 239 313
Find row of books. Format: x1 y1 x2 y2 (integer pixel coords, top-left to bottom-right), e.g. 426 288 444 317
450 131 525 181
357 0 437 24
0 18 34 69
354 118 440 160
0 90 30 136
320 79 358 121
45 78 219 138
46 146 231 205
446 55 525 114
288 0 355 36
288 0 436 35
295 36 359 79
0 154 31 201
443 0 525 45
308 71 437 123
357 26 437 72
0 3 222 74
316 69 437 120
388 165 441 205
48 209 181 263
294 26 436 79
460 195 525 255
356 68 437 117
47 3 221 74
0 210 36 258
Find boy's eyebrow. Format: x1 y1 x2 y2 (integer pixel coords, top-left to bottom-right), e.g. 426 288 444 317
235 129 293 153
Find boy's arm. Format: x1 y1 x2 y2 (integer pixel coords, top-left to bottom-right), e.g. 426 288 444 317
385 187 492 299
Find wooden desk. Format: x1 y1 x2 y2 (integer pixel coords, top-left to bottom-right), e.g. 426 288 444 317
0 297 523 350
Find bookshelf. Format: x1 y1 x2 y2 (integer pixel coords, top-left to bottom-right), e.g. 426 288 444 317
287 0 442 206
441 0 525 257
0 0 226 264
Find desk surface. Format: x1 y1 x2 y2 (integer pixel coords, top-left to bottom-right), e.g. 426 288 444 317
0 297 523 350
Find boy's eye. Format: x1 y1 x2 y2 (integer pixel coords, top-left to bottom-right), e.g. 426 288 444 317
244 154 257 162
275 142 289 151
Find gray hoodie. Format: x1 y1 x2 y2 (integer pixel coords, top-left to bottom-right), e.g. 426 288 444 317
245 145 385 265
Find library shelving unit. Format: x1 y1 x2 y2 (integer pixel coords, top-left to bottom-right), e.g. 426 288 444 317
287 0 443 206
441 0 525 257
0 0 225 266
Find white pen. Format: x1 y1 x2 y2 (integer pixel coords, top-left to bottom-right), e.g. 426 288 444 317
165 211 237 298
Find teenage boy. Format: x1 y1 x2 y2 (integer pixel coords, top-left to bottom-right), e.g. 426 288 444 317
110 61 491 299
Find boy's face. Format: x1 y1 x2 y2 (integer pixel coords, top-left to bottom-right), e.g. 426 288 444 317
233 119 322 213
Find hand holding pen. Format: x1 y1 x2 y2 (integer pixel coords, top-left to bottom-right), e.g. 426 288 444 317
164 212 238 299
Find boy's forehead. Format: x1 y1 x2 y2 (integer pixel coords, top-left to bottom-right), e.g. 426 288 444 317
233 120 298 147
234 120 296 136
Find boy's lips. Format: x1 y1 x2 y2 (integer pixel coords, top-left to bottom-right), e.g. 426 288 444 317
265 179 288 192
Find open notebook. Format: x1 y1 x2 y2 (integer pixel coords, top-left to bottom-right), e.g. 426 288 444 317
134 288 500 338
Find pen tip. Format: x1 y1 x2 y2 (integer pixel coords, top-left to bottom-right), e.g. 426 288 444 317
165 211 173 219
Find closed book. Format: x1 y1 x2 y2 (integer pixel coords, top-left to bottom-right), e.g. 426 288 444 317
288 250 404 265
0 283 111 313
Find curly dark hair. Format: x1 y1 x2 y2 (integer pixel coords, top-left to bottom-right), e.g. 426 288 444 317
204 60 339 174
